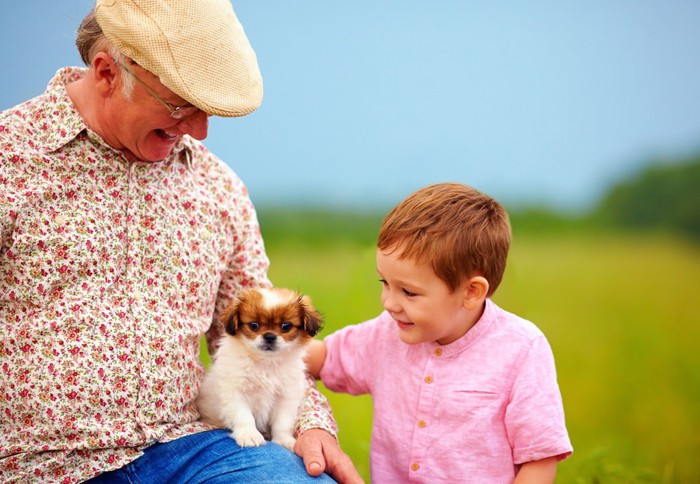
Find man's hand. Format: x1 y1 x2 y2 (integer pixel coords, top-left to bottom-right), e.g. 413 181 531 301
294 428 364 484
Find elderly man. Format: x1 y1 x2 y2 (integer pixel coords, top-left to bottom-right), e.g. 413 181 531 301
0 1 361 482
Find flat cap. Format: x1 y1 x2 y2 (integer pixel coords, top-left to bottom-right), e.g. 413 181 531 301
95 0 263 117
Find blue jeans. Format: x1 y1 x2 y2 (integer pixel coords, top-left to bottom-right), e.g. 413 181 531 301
85 429 335 483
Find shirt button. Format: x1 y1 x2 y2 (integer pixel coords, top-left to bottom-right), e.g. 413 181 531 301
424 376 433 384
434 348 443 357
54 215 66 225
417 420 427 428
411 463 420 472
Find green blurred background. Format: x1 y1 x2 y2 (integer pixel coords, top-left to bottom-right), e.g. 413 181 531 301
204 155 700 483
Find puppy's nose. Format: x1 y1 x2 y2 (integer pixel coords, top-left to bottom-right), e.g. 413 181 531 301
263 333 277 344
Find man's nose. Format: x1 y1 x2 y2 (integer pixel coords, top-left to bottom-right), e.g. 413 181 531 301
177 110 209 140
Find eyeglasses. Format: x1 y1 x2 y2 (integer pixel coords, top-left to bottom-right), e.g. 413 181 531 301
115 59 200 120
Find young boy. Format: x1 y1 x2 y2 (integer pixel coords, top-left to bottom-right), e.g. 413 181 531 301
307 183 573 483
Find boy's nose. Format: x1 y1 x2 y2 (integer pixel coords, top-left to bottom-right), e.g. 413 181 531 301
382 292 401 314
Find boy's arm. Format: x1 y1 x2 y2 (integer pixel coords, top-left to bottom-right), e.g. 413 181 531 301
514 456 558 484
305 339 327 379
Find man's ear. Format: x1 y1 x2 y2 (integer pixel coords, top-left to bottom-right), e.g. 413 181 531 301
463 276 489 310
92 51 120 97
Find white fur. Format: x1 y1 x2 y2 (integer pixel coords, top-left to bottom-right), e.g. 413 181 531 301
196 314 310 450
259 287 288 308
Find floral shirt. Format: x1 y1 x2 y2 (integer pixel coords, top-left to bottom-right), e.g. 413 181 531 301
0 68 337 483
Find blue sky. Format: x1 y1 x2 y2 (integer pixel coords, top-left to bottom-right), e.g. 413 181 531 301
2 1 699 212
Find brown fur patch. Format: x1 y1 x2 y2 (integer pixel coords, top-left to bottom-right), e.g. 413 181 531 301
222 288 323 341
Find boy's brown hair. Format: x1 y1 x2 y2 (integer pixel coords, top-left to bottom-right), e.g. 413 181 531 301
378 183 511 297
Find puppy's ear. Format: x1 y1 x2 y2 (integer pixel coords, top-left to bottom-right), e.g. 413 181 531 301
221 298 243 336
299 295 323 337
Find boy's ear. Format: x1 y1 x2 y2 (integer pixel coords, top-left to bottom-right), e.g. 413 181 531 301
463 276 489 310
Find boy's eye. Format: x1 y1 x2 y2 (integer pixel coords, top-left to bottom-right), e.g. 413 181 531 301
247 322 260 331
378 278 388 287
402 288 417 297
280 322 293 333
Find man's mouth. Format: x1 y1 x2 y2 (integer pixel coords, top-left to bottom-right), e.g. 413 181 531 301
155 129 178 141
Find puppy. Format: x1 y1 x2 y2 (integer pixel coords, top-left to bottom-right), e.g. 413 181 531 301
196 287 322 450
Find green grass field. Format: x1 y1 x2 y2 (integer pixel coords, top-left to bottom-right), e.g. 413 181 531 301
206 215 700 483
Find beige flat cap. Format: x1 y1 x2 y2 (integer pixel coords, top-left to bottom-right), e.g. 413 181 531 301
95 0 263 117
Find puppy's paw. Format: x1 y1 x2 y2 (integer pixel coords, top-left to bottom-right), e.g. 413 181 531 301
232 427 266 447
272 434 296 450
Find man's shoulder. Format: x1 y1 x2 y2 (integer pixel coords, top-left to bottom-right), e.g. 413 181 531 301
0 95 81 161
1 68 87 157
0 96 42 137
0 97 46 170
181 136 221 170
178 137 255 213
184 138 244 185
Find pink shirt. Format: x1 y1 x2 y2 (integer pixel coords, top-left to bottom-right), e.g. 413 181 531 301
321 299 573 483
0 68 336 483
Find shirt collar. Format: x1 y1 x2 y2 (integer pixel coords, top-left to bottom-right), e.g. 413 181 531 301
426 298 497 357
35 67 88 153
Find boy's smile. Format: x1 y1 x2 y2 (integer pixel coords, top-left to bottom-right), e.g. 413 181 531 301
377 247 482 345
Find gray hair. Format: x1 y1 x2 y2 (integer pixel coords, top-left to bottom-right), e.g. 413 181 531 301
76 10 134 99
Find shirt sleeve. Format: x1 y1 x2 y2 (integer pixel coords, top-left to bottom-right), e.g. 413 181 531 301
298 318 385 437
506 335 573 464
320 315 384 396
294 374 338 438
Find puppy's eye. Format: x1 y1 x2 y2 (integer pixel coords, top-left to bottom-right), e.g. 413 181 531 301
247 322 260 331
280 322 293 333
